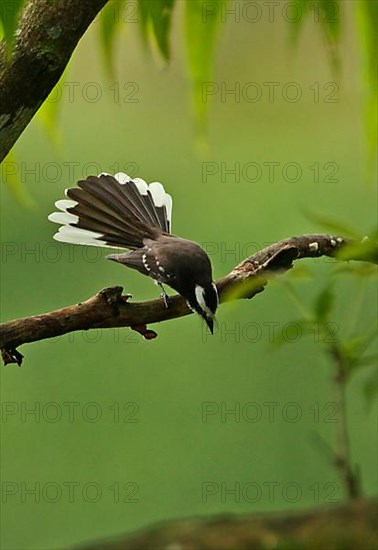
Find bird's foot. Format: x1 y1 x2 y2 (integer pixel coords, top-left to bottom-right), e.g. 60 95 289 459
161 292 171 309
156 282 170 308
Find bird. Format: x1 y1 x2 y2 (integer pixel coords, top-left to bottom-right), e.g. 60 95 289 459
48 172 219 333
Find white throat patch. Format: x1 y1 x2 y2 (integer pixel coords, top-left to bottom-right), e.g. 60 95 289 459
195 285 213 317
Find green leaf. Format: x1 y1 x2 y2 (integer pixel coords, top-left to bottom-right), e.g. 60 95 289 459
290 0 341 72
363 366 378 407
340 325 378 373
1 150 35 209
290 0 312 45
185 0 226 134
221 275 268 304
356 354 378 369
356 0 378 164
302 210 362 239
336 236 378 264
0 0 25 54
319 0 341 57
334 263 378 278
285 265 314 279
280 280 312 320
36 70 68 151
269 319 315 348
138 0 175 61
99 0 127 78
314 286 334 322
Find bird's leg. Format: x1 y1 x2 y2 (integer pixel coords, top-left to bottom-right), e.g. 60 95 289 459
157 282 170 308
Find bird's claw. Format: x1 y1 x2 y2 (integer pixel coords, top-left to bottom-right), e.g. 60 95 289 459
120 293 133 303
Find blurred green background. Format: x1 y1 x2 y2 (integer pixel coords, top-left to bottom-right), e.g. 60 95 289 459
1 2 377 549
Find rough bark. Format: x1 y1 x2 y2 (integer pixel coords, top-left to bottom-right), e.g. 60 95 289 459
77 498 378 550
1 234 376 366
0 0 109 162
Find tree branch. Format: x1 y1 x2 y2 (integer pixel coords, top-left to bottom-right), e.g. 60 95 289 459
1 234 377 365
78 498 377 550
0 0 109 163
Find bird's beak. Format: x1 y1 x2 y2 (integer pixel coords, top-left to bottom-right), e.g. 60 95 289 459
205 316 214 335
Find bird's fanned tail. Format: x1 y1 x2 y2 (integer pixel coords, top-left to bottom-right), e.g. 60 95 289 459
48 173 173 250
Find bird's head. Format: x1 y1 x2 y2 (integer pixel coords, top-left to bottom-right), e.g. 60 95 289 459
187 282 218 334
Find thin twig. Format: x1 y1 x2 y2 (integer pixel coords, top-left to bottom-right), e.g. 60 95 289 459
329 345 361 499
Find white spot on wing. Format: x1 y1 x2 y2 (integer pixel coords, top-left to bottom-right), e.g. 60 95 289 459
309 242 319 252
142 253 151 272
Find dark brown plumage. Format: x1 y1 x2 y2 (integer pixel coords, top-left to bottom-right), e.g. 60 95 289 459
49 172 218 333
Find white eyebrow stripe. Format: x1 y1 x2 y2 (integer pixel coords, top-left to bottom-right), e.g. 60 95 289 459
212 283 219 307
195 285 213 317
